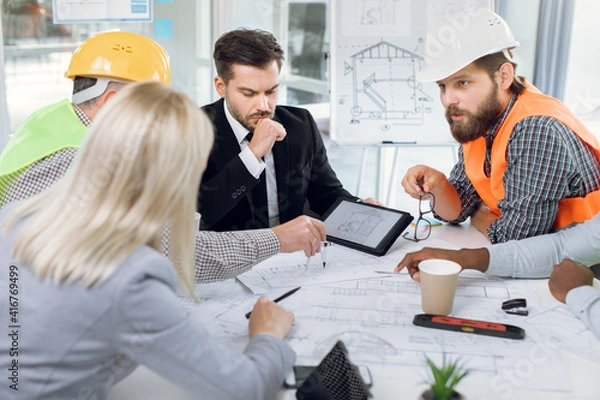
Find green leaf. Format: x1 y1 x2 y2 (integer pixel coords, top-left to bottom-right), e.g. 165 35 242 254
423 354 470 400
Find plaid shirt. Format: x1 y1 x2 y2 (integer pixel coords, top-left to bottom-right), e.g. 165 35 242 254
3 104 279 282
441 93 600 243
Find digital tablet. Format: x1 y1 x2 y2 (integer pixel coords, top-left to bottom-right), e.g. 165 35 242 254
322 198 413 256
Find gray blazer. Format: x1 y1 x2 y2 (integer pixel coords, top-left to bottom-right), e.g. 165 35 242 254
0 207 295 399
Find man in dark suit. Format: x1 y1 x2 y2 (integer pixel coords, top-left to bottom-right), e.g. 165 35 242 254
199 29 378 232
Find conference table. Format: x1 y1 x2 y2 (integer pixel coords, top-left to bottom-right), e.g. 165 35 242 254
108 222 600 400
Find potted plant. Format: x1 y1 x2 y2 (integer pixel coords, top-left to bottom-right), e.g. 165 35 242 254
420 354 469 400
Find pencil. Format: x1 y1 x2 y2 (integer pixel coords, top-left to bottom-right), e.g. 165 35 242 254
245 287 302 319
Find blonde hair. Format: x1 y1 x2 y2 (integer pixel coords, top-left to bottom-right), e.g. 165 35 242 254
3 81 213 295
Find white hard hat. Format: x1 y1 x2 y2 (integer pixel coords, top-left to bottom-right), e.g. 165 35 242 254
417 8 519 83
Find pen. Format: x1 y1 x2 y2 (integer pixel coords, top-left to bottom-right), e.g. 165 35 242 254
321 241 331 268
245 286 302 319
381 140 417 145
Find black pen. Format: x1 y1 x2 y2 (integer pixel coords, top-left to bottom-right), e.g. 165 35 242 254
321 241 332 268
245 287 302 319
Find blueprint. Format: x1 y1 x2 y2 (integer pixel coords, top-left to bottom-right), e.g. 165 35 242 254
193 266 600 396
235 237 433 293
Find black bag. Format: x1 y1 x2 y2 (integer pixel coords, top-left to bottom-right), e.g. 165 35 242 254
295 341 372 400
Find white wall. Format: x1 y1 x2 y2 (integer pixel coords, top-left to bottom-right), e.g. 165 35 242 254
501 0 540 81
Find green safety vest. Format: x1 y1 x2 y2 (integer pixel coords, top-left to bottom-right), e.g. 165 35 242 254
0 99 88 203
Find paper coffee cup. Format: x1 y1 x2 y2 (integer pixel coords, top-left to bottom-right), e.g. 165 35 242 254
419 259 461 315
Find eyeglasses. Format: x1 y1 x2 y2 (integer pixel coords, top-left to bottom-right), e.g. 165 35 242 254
403 193 436 242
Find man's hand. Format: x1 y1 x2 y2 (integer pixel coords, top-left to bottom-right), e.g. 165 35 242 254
471 204 498 239
362 197 383 206
401 165 447 198
248 296 294 339
548 259 594 303
401 165 462 221
248 119 286 159
394 247 489 281
271 216 326 257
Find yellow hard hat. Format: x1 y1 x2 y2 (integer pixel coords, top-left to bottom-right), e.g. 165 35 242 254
417 8 519 83
65 31 170 84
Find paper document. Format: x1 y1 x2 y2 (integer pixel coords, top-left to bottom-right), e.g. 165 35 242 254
203 275 599 393
236 238 450 294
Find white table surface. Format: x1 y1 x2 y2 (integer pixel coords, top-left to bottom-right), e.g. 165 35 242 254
109 222 600 400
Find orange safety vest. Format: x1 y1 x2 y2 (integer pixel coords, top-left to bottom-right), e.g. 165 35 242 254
463 85 600 229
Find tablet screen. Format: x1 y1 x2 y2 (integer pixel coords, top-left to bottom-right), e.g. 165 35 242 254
323 199 413 255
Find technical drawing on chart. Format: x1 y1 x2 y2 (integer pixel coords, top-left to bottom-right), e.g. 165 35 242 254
280 277 579 392
195 273 588 391
283 279 514 379
333 210 382 241
359 0 397 26
342 40 434 130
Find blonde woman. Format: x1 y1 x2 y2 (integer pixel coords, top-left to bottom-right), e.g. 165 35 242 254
0 81 295 399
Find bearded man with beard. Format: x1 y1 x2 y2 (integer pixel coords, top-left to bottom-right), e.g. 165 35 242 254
402 8 600 244
199 29 379 233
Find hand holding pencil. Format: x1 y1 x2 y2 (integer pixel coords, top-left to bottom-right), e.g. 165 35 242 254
246 287 301 318
247 295 295 339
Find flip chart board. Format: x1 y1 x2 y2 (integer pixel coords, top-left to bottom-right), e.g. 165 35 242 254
330 0 493 144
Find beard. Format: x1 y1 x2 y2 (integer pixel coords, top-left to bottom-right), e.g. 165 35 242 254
226 101 274 132
445 85 503 144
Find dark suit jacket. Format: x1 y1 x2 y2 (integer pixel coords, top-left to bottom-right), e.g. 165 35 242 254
199 99 356 231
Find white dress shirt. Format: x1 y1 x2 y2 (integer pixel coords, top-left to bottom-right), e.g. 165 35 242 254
487 213 600 339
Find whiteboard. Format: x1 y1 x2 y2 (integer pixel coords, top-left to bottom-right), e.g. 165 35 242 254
330 0 493 144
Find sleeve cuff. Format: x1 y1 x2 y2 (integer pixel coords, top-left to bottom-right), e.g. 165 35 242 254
249 229 280 263
565 285 600 314
485 244 514 277
239 147 265 179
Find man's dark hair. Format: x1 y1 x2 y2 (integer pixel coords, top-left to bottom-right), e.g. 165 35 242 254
213 29 285 84
472 51 526 95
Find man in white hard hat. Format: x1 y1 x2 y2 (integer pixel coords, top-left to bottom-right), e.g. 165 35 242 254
402 8 600 244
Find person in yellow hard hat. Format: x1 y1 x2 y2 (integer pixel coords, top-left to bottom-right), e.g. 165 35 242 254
401 8 600 244
0 30 327 283
0 31 170 205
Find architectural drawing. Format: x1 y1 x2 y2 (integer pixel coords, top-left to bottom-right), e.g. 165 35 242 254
192 259 600 394
360 0 397 26
273 277 586 391
236 244 404 292
340 0 411 37
344 40 434 130
201 274 572 389
331 0 472 143
334 210 383 240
